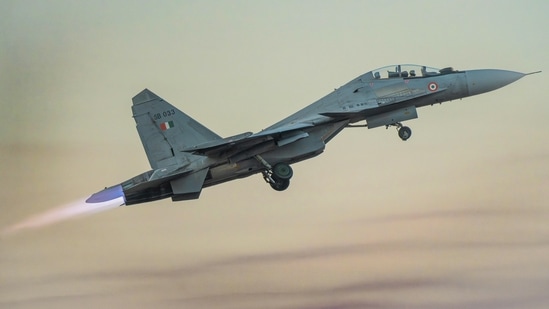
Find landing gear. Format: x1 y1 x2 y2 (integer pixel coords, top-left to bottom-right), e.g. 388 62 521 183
272 163 293 180
255 155 293 192
269 163 292 191
398 126 412 141
270 178 290 191
387 122 412 141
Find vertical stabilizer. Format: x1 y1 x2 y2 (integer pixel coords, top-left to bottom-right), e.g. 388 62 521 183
132 89 221 169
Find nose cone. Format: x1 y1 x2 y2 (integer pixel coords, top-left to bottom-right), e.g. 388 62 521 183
466 69 525 96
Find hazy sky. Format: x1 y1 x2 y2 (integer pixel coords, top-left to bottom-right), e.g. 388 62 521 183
1 1 548 308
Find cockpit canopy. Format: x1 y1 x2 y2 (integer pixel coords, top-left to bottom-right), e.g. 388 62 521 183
370 64 457 79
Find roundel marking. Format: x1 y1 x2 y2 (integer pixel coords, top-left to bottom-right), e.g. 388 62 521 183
428 82 438 92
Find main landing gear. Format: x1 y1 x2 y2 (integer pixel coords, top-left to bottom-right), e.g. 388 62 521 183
255 155 293 191
387 122 412 141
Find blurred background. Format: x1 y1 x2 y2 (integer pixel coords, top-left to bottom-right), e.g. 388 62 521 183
1 1 548 308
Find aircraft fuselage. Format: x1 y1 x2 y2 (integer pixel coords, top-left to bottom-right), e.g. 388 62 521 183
85 64 539 205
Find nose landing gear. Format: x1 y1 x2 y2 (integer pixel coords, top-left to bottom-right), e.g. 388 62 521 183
387 122 412 141
398 126 412 141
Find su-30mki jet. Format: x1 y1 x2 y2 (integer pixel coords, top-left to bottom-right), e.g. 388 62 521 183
87 64 540 206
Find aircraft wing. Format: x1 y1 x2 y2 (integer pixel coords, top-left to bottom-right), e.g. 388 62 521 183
181 132 254 152
181 122 315 157
250 122 314 138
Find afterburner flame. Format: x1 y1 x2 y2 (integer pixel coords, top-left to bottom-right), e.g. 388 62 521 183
2 196 124 237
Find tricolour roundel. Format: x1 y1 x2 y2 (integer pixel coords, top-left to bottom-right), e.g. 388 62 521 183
428 82 439 92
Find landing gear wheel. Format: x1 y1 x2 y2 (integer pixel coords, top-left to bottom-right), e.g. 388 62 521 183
255 156 294 192
398 126 412 141
272 163 293 180
270 178 290 191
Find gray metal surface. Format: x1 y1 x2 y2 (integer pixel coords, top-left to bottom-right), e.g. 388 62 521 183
86 65 539 205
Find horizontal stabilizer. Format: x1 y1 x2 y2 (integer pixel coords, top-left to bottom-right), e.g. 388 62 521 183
171 168 209 201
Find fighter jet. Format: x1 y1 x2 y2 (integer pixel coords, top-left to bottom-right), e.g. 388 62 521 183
87 64 540 206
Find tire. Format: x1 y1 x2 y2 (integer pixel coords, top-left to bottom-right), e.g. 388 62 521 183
398 126 412 141
270 179 290 191
272 163 293 180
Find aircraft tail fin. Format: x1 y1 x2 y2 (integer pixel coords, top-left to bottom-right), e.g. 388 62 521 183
131 89 221 169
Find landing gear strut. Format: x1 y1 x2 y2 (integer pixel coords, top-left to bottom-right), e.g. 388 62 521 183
387 122 412 141
255 155 293 191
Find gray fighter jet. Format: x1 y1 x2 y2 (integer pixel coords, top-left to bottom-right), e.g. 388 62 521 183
86 64 540 206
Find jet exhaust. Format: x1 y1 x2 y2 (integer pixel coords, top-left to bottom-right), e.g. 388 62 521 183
2 186 125 237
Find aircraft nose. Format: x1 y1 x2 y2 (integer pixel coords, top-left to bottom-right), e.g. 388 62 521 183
466 69 525 96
